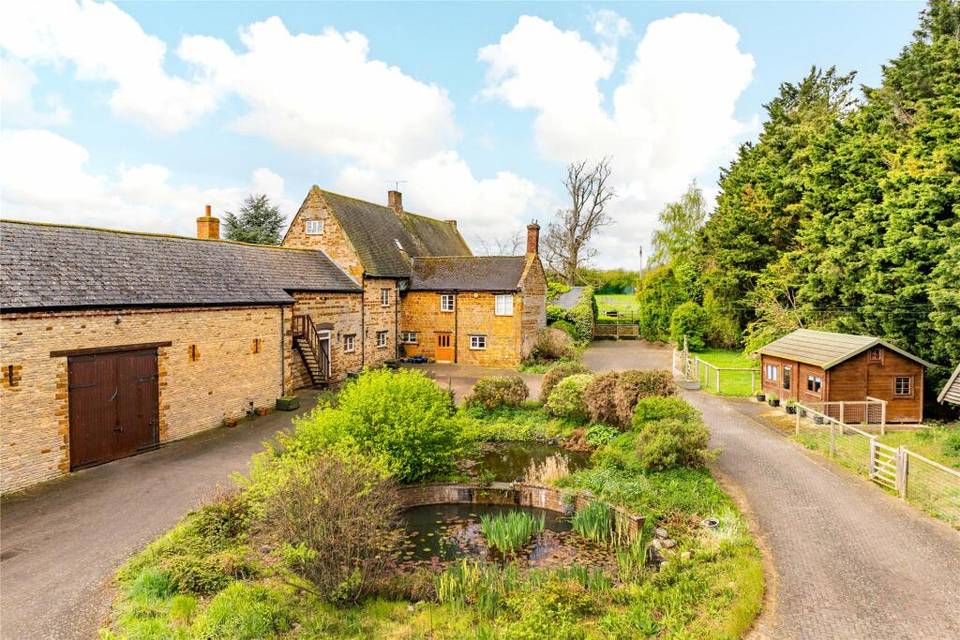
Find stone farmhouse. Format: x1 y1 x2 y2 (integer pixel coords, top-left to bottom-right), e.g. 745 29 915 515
0 188 546 493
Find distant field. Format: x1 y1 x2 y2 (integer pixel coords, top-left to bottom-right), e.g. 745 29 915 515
693 349 760 397
595 294 640 323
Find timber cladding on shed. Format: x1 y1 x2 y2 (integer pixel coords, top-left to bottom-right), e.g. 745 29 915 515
758 329 933 423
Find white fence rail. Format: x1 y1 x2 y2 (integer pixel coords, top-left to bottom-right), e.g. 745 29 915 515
795 401 960 526
672 347 760 396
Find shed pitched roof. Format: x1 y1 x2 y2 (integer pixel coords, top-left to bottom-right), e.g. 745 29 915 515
937 364 960 405
758 328 932 370
1 220 360 312
409 256 527 291
317 189 471 278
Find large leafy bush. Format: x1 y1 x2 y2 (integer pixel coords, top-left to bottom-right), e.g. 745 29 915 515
613 370 677 427
289 368 463 482
584 372 621 427
670 301 710 350
632 396 701 428
544 373 593 421
466 376 529 411
540 361 590 403
634 417 712 471
567 286 596 341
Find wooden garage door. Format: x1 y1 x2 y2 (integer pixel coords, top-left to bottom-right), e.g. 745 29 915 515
68 348 159 470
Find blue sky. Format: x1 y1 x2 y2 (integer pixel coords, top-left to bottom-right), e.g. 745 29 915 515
0 1 923 268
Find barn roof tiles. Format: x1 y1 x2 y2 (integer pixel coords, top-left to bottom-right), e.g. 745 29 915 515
758 328 932 370
409 256 528 291
0 220 360 312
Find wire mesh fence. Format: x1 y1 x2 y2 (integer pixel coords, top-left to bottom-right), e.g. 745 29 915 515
794 402 960 528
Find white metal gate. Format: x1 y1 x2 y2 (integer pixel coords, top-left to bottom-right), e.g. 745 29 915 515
869 440 900 492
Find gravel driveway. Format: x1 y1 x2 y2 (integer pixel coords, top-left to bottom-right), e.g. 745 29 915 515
0 391 320 640
582 339 960 639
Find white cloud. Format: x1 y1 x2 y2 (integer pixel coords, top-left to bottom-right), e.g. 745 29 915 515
0 0 217 132
479 13 756 268
0 129 294 235
1 57 71 125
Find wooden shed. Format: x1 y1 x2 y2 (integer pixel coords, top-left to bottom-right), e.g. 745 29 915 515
758 329 932 423
937 364 960 406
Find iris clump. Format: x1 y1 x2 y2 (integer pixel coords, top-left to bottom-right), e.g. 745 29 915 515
479 511 545 556
571 501 613 545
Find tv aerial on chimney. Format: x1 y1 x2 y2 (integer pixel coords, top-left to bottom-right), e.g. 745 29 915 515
393 180 408 191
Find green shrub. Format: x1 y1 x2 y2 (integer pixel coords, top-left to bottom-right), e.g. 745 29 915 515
540 362 590 403
547 281 572 301
264 454 401 604
944 430 960 457
584 372 621 427
480 510 545 556
635 417 712 471
545 374 593 421
632 396 701 428
466 376 529 411
636 265 687 342
613 370 676 427
192 582 291 640
290 369 463 482
551 319 578 340
568 286 596 341
531 327 576 361
670 301 709 350
585 424 619 446
572 501 613 545
590 432 640 471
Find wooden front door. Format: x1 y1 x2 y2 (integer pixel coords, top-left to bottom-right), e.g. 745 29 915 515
436 333 454 363
68 349 159 470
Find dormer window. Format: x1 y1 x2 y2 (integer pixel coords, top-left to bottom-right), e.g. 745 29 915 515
305 220 324 235
394 238 405 252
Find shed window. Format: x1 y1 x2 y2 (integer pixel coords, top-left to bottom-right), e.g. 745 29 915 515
765 364 778 382
470 335 487 350
806 375 822 394
782 366 791 390
440 294 455 312
305 219 324 235
343 334 356 353
376 331 388 348
495 294 514 316
894 376 913 397
380 288 390 307
868 347 883 363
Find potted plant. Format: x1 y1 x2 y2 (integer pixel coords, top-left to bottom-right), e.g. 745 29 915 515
785 399 797 415
813 414 825 425
768 393 780 408
755 391 766 402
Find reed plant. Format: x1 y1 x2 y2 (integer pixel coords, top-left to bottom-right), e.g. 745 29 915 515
435 560 520 618
479 510 545 556
571 501 613 545
523 453 570 485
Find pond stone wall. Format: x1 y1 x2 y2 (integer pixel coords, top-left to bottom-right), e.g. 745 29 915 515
398 481 645 541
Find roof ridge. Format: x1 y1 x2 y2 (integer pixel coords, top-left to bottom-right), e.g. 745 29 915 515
0 218 323 254
412 255 523 260
316 187 456 227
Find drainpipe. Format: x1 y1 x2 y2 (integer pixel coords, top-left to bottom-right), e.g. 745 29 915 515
454 292 459 363
279 306 285 396
394 280 400 360
360 274 366 369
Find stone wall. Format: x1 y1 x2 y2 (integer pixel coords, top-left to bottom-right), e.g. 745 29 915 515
397 482 644 541
0 305 286 494
363 278 400 366
290 292 363 387
519 256 547 358
282 187 365 281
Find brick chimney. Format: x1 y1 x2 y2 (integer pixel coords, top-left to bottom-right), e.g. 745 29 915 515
196 204 220 240
526 220 540 256
388 190 403 216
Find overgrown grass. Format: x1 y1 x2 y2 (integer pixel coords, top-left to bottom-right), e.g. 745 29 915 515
595 294 641 324
458 403 578 442
480 511 545 556
879 426 960 469
693 349 759 397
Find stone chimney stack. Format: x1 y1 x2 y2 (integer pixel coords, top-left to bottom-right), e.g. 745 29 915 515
388 190 403 216
197 204 220 240
526 220 540 256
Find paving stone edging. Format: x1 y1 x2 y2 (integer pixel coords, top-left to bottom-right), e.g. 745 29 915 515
398 481 645 540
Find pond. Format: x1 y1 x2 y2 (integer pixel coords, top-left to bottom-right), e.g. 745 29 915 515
472 442 590 483
399 503 613 570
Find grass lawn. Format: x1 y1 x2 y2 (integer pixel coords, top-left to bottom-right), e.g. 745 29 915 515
878 427 960 469
595 294 640 324
692 350 759 398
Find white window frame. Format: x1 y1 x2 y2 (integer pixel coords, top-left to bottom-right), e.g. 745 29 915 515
376 330 388 348
765 364 778 382
305 219 324 235
469 335 487 350
495 294 514 316
440 294 455 312
380 288 390 307
343 334 355 353
894 376 913 397
806 374 822 394
400 331 418 344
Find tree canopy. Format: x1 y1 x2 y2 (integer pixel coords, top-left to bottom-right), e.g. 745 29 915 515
223 194 286 245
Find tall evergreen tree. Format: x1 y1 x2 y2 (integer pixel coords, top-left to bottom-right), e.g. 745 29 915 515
223 194 286 245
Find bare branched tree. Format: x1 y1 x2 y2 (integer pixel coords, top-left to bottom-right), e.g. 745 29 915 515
474 231 524 256
542 158 616 284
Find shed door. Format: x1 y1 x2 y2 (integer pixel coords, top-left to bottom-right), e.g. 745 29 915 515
68 349 159 470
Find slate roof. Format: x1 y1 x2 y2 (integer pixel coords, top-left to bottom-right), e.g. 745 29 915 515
1 220 359 312
409 256 527 291
318 190 471 277
937 364 960 405
758 328 932 370
553 286 584 310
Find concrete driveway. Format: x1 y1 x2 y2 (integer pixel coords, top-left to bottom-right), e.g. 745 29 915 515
580 339 960 638
402 362 543 403
0 391 320 640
